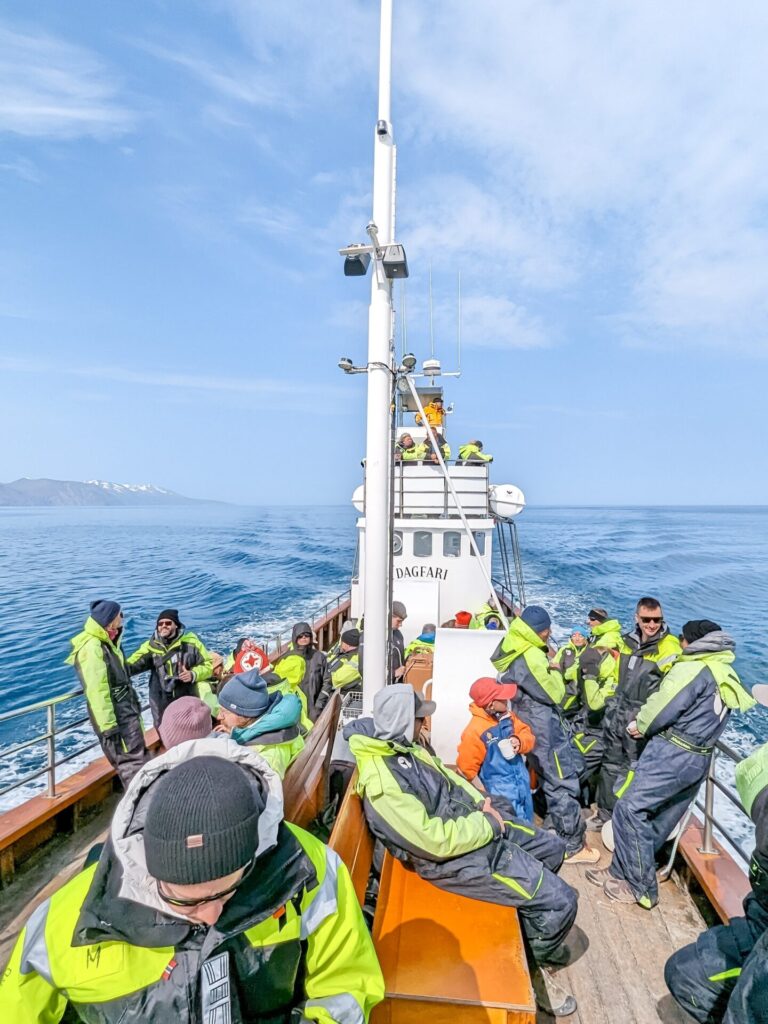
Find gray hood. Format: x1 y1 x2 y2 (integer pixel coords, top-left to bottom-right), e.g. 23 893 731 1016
684 630 736 656
372 684 416 743
110 737 284 920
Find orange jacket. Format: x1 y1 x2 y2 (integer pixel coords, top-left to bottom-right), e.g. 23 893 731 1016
415 402 444 428
456 703 535 781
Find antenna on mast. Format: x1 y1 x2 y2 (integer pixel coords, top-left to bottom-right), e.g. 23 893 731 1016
401 280 407 360
457 270 462 375
429 262 435 357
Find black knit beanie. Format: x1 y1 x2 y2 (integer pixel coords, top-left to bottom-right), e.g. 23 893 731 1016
157 608 181 628
144 757 264 884
682 619 721 644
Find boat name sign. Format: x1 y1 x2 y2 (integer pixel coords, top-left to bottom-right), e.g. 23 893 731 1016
395 565 448 580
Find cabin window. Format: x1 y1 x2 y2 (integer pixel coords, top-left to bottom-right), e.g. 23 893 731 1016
393 530 403 557
443 531 462 557
470 531 486 556
413 530 432 557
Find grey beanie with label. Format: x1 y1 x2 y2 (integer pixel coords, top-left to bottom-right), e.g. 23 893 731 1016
144 756 264 884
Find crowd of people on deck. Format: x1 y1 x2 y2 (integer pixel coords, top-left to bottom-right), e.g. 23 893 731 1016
2 593 767 1022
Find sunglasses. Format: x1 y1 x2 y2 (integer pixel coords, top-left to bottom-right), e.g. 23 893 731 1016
639 615 662 624
158 857 255 908
157 620 176 627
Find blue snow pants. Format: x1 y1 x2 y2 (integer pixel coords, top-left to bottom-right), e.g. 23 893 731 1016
665 893 768 1023
724 927 768 1024
413 800 576 964
610 735 710 906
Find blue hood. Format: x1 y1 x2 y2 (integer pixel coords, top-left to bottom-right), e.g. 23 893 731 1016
232 691 303 744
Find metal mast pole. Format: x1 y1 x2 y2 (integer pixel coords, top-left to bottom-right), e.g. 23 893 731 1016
362 0 396 713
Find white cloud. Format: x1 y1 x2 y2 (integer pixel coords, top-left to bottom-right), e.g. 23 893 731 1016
459 295 549 350
135 40 289 111
0 156 41 183
0 355 344 400
392 1 768 354
0 23 134 138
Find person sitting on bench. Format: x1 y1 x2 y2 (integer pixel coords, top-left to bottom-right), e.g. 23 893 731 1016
344 684 579 1017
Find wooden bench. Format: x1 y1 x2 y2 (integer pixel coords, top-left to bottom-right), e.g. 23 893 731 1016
282 692 341 829
329 780 536 1023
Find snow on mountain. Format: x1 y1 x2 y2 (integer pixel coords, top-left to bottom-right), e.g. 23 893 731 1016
0 478 216 506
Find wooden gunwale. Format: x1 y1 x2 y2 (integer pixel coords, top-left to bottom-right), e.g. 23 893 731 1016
0 597 351 888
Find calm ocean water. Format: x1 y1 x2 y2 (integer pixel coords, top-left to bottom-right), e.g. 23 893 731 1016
1 505 767 822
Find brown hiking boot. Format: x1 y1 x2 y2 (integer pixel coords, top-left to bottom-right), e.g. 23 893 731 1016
563 844 600 865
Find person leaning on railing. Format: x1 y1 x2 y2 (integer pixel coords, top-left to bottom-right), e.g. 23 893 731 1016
65 599 148 788
394 432 425 462
586 619 756 910
665 738 768 1023
456 440 493 463
0 743 384 1023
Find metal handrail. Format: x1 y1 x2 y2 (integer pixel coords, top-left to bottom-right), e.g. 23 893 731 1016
0 588 352 807
694 740 754 864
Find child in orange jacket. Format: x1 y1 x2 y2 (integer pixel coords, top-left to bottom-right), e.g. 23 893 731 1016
457 676 536 820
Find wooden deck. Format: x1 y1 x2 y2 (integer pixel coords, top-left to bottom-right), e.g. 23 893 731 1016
538 832 703 1024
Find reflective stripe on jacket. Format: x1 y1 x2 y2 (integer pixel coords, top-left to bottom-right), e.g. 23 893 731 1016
66 618 134 733
637 636 754 746
457 443 492 462
614 627 681 708
491 617 566 706
127 627 216 714
0 742 383 1024
346 719 500 863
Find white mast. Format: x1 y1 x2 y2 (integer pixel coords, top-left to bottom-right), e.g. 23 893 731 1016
362 0 396 712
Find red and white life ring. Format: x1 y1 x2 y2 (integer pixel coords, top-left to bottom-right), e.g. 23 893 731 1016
233 642 270 674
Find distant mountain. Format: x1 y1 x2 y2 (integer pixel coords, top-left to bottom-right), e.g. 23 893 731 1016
0 478 219 507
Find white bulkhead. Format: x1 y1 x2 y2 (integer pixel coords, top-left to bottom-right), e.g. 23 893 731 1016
351 462 498 646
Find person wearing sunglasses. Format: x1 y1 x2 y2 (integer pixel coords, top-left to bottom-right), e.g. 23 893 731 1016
0 741 384 1023
269 621 331 723
590 596 681 830
127 608 217 730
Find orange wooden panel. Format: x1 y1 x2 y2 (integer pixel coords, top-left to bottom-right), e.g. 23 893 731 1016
403 653 433 691
679 816 751 924
328 780 374 906
373 855 535 1018
372 998 510 1024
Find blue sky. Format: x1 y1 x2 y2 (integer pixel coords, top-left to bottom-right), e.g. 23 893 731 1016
1 1 767 506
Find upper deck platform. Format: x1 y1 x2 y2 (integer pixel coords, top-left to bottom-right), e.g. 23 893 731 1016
392 462 489 518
